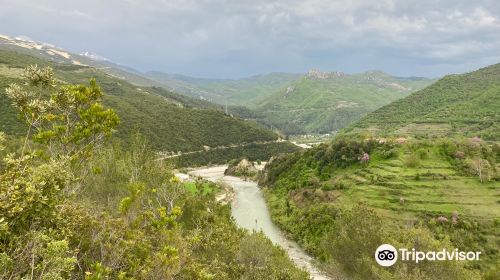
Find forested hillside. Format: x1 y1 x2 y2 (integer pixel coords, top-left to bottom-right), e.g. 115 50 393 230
0 49 297 164
252 70 435 135
344 64 500 140
1 35 438 138
258 63 500 279
146 71 302 105
260 136 499 279
0 66 309 279
147 69 435 136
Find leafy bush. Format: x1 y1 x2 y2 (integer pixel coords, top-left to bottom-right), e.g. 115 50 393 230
323 204 481 280
417 148 429 159
380 147 399 159
332 177 353 190
0 66 309 279
404 153 420 167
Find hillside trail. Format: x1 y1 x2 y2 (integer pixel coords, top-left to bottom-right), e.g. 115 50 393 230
186 165 333 280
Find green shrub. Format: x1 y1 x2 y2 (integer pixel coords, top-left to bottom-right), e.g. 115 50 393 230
417 148 429 159
404 153 420 167
380 147 399 159
333 178 353 190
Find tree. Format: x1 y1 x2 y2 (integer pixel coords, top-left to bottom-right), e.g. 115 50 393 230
466 158 491 183
5 65 119 163
0 65 119 279
325 203 384 279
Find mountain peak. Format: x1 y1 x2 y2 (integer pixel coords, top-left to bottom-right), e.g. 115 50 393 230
306 69 346 79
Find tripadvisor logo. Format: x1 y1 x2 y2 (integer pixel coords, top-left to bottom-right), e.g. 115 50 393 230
375 244 398 266
375 244 482 267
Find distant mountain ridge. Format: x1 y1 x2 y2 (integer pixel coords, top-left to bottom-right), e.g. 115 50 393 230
0 45 298 165
250 69 435 135
0 34 436 137
0 34 170 88
145 68 436 135
145 71 303 105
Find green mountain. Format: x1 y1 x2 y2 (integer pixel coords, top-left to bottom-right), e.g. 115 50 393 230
145 71 302 105
2 35 436 138
0 46 298 164
147 68 435 136
0 71 309 279
252 70 435 135
258 63 500 279
344 63 500 140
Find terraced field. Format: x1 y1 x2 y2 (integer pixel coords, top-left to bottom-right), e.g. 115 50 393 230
260 138 499 274
337 156 499 220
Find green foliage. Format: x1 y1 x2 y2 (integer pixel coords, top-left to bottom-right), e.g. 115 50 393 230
0 155 72 234
345 63 500 140
325 204 481 280
0 65 120 279
260 138 499 278
4 65 119 161
404 153 420 167
32 234 77 280
380 147 399 159
0 231 77 280
0 64 308 279
0 50 282 160
237 232 309 280
171 142 300 167
252 72 434 135
326 204 384 278
0 132 5 152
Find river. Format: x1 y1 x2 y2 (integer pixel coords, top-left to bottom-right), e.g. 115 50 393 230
186 165 331 280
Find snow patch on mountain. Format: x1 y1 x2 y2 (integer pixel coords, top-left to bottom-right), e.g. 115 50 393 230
0 34 86 65
80 51 108 61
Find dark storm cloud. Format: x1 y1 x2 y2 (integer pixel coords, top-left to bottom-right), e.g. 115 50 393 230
1 0 499 77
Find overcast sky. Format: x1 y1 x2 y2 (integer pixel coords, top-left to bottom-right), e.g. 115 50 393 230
1 0 500 78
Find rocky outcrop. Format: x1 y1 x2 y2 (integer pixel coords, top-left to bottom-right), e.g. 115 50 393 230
306 69 345 80
224 158 258 179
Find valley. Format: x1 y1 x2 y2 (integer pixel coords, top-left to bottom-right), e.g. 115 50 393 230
0 35 436 138
257 64 500 279
0 45 298 166
147 69 436 136
0 32 498 280
186 165 332 280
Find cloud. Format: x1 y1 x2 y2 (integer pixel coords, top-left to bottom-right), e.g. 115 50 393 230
1 0 499 77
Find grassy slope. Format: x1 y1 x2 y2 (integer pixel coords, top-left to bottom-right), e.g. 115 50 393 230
253 72 434 135
262 138 499 274
331 147 497 220
0 49 287 155
259 63 500 277
345 64 500 140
